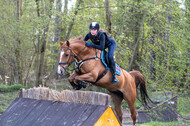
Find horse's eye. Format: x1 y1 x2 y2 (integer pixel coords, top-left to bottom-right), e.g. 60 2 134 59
65 54 69 57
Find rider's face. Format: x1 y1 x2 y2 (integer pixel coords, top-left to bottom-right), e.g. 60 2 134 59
90 29 98 36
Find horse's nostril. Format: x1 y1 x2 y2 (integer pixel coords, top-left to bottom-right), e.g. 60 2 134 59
58 65 66 75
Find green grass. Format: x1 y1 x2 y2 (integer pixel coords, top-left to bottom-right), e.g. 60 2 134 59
0 84 26 113
0 91 20 113
178 96 190 116
141 120 190 126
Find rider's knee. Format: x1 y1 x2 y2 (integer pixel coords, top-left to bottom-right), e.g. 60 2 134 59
108 54 114 61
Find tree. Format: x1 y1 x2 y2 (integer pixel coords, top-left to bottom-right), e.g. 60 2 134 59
104 0 112 34
35 0 54 86
65 0 83 40
15 0 23 84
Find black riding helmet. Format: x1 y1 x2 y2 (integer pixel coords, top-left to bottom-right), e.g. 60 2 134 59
89 22 99 30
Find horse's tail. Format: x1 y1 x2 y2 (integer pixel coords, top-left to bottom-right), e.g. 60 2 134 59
129 70 157 108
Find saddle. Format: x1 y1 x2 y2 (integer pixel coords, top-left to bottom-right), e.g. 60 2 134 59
101 50 121 76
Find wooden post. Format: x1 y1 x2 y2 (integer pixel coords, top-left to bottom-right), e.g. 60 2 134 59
19 88 23 98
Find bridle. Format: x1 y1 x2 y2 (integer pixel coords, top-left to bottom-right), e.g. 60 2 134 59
58 47 75 72
58 46 100 74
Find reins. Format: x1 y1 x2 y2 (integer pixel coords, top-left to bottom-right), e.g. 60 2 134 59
72 49 100 74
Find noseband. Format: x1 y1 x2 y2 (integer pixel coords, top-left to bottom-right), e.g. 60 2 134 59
58 48 75 66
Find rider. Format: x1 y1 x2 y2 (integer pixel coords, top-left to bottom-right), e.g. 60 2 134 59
84 22 118 84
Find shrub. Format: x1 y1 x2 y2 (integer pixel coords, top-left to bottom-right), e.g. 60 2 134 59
0 84 28 92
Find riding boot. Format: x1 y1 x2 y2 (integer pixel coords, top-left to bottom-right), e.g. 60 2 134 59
110 63 119 84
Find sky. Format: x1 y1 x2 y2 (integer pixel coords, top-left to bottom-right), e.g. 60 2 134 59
177 0 185 9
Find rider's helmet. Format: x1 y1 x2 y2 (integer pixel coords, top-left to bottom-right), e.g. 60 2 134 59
89 22 99 30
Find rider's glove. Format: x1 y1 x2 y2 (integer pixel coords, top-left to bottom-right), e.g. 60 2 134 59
86 42 93 47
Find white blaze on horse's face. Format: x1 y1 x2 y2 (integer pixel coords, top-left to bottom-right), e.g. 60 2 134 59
60 50 65 62
57 50 66 75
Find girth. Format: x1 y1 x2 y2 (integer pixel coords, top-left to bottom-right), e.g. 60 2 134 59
75 68 108 84
91 69 108 84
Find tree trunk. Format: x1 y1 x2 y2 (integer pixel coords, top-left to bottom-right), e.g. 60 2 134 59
164 0 172 70
186 0 190 85
128 10 146 71
24 51 36 86
104 0 112 34
149 17 156 79
54 0 62 47
37 29 48 86
0 57 6 84
44 0 69 86
35 0 54 86
65 0 82 40
60 0 68 41
15 0 23 84
35 0 41 86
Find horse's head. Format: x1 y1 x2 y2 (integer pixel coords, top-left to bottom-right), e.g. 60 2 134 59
57 36 86 75
57 40 73 75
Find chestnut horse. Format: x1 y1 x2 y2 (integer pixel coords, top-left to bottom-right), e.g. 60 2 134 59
58 36 154 125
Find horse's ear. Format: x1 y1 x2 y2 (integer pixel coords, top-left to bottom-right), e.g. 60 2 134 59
66 40 70 47
59 40 64 46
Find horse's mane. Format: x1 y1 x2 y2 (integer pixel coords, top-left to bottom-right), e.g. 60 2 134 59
69 36 99 53
69 36 84 44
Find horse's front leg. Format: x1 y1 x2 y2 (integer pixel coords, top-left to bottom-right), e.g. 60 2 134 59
68 71 82 90
74 72 95 83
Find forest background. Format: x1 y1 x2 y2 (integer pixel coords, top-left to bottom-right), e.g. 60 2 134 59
0 0 189 123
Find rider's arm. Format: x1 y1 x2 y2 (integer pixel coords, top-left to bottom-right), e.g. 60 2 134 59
84 33 89 41
90 34 105 50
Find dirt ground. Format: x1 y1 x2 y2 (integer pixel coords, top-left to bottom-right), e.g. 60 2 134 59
122 109 134 126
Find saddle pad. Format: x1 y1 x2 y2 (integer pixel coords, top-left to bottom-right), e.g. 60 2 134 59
101 51 121 76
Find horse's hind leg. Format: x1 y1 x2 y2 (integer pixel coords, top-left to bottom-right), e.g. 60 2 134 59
109 91 123 123
123 91 137 125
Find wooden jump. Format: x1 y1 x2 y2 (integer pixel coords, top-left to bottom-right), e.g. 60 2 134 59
0 87 121 126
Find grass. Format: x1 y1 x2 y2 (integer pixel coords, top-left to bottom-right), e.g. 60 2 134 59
0 84 27 92
0 91 19 113
141 120 190 126
0 84 27 114
178 96 190 116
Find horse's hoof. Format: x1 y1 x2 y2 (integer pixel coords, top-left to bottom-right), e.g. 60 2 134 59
79 81 86 88
73 82 82 90
75 85 82 90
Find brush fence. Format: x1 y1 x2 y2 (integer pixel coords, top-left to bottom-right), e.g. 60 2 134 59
19 87 111 106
